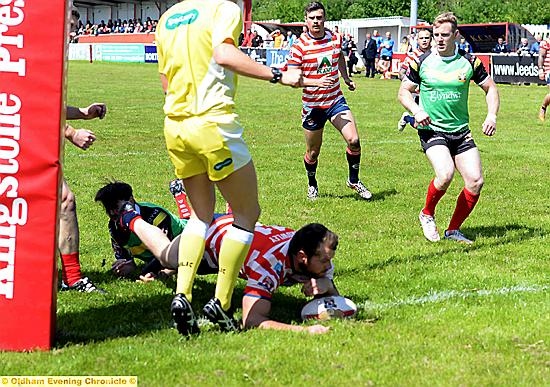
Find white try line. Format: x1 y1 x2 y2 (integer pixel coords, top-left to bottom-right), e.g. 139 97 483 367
360 284 550 312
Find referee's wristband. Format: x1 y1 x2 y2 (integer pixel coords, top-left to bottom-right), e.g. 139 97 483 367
270 67 283 84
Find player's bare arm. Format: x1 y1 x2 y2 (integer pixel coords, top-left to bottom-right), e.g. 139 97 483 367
65 124 96 150
242 295 329 334
213 40 302 87
479 78 500 137
337 51 355 91
398 80 431 126
66 103 107 120
539 46 547 81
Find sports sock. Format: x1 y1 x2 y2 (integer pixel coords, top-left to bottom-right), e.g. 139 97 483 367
174 191 192 219
346 147 361 184
214 225 253 311
447 188 479 231
423 179 446 217
304 154 318 187
61 252 82 287
175 218 209 300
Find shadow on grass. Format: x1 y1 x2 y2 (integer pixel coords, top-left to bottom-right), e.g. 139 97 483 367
340 223 546 274
323 188 398 202
56 277 314 346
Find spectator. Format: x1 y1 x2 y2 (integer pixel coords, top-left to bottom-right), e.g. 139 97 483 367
530 35 543 55
241 28 253 47
377 31 395 78
347 35 358 76
341 33 350 57
361 32 378 78
251 31 263 48
516 37 530 56
372 29 383 71
271 29 285 49
285 30 297 48
458 37 472 53
333 25 343 41
409 31 417 50
399 36 410 53
492 37 509 54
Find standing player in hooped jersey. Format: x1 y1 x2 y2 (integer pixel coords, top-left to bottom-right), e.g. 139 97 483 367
398 12 500 244
155 0 329 336
286 1 372 201
537 37 550 121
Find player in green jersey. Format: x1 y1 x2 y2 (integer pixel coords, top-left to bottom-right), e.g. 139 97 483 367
398 12 500 244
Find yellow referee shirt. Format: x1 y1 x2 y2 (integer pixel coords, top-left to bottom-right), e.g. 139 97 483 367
157 0 242 121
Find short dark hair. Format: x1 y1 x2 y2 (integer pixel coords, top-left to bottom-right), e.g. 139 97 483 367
288 223 338 260
305 1 325 16
95 181 133 212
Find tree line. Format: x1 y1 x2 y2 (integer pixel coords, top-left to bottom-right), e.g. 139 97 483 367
252 0 549 26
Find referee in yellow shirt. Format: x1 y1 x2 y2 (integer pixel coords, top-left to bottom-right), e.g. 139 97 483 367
155 0 324 335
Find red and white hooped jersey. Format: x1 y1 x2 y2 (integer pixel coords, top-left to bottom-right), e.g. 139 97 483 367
202 215 296 300
287 31 344 110
541 39 550 75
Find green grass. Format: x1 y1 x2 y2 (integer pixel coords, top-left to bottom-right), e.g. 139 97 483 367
1 61 549 386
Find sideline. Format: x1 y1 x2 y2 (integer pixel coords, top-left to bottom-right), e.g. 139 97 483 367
361 284 550 312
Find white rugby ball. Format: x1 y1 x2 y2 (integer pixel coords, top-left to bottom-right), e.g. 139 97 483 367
301 296 357 321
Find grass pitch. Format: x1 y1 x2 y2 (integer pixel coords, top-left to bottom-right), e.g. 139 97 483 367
1 62 549 385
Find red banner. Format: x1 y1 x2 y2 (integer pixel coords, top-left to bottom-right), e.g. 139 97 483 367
0 0 66 350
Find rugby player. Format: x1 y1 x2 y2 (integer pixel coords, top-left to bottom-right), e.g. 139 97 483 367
398 12 500 244
105 184 337 335
58 2 107 293
286 1 372 201
537 37 550 121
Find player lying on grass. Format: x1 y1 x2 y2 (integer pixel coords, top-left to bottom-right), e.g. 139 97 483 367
95 181 338 334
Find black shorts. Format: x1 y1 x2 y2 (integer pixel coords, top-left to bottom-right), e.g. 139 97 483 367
380 55 392 61
418 129 476 156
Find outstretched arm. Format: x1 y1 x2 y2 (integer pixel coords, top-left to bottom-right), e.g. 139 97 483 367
242 295 329 334
66 103 107 120
65 124 96 150
213 40 302 87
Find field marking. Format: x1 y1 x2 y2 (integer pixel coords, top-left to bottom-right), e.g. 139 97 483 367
360 284 549 312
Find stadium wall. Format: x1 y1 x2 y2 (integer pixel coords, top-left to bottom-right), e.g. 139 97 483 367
69 43 546 85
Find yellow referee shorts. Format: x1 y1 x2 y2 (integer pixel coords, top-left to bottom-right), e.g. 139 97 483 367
164 115 252 181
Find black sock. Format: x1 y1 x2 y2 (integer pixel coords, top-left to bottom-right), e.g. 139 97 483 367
346 150 361 184
304 156 318 187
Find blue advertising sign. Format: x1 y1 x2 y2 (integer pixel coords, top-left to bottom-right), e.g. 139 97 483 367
145 45 158 63
266 49 289 68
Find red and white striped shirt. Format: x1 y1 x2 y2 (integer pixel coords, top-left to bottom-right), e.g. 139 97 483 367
541 39 550 76
202 215 299 300
400 47 428 75
287 31 344 110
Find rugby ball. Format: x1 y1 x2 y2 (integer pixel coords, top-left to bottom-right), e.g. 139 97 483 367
301 296 357 321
